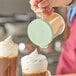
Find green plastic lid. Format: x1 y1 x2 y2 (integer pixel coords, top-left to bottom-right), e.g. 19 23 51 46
28 19 53 48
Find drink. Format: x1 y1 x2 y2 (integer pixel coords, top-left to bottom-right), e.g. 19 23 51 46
28 12 65 48
0 57 17 76
22 71 47 76
0 37 18 76
21 49 51 76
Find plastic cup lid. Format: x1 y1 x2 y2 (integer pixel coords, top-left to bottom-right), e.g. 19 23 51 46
28 19 54 48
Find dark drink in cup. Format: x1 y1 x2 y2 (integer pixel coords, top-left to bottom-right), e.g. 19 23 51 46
0 37 18 76
22 71 47 76
21 49 51 76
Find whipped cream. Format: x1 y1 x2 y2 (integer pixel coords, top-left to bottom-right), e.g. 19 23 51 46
0 36 18 57
21 49 48 74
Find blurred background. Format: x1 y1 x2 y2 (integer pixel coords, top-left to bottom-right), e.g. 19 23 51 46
0 0 68 75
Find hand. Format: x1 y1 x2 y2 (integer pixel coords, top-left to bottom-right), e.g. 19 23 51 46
29 0 54 17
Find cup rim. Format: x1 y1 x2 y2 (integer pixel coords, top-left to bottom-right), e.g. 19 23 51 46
52 12 65 38
56 13 65 35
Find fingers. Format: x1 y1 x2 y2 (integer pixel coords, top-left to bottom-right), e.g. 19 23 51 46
43 6 54 15
29 0 38 11
35 8 44 17
29 0 36 5
29 0 42 11
30 0 42 7
36 7 54 17
38 0 50 7
29 0 54 17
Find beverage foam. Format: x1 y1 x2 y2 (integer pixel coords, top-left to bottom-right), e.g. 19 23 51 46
21 49 48 73
0 36 18 57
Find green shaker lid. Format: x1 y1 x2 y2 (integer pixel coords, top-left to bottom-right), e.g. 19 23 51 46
28 19 53 48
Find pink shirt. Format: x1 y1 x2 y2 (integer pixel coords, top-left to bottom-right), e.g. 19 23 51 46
56 15 76 74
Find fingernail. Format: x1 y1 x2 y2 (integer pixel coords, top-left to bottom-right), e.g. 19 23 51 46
38 3 41 7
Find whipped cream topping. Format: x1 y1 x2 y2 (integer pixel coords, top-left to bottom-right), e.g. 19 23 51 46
21 49 48 74
0 36 18 57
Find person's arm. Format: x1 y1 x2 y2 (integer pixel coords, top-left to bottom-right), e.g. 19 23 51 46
53 0 72 7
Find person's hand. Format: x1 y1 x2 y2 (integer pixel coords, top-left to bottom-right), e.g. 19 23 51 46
29 0 54 17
